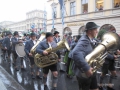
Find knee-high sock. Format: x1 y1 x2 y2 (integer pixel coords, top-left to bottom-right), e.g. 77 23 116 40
43 76 47 84
53 76 58 86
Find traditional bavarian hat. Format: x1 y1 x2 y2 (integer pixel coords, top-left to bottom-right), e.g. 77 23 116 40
46 32 53 38
85 22 99 31
14 31 19 36
54 31 59 35
30 33 36 37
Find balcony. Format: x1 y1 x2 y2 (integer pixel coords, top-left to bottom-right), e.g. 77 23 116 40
47 8 120 25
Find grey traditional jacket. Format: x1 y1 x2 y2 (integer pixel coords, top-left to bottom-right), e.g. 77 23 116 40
36 39 57 54
11 37 19 51
2 37 11 50
71 35 94 77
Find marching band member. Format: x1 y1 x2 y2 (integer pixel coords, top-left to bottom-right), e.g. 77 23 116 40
26 33 30 40
11 31 23 71
66 35 81 78
2 32 12 62
53 31 60 43
100 30 119 85
36 32 58 90
72 22 99 90
53 31 61 61
100 52 118 86
24 33 41 79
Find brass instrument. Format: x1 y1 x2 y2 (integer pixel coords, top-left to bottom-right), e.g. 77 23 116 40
34 39 70 68
30 33 45 56
85 32 120 74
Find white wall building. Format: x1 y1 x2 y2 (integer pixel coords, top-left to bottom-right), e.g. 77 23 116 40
47 0 120 36
6 10 47 32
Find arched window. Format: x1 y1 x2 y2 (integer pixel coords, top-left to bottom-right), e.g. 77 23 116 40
100 24 116 32
97 24 116 39
78 26 86 35
63 27 72 35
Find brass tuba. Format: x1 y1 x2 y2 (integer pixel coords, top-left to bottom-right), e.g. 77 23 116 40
30 33 45 56
85 32 120 74
34 39 70 68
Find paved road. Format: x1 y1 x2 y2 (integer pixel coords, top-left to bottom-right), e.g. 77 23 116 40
0 51 79 90
0 50 120 90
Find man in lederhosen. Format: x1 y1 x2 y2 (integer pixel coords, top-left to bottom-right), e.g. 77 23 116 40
25 33 41 79
53 31 61 61
11 31 23 71
2 31 12 63
72 22 99 90
36 32 58 90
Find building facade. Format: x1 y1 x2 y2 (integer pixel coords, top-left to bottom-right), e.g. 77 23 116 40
0 21 14 30
6 10 47 32
47 0 120 36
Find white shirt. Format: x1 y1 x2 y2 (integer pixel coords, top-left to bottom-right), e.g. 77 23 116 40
48 42 52 48
88 37 96 45
32 40 36 45
54 37 59 43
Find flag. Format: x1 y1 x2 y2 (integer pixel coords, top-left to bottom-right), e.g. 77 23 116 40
43 4 47 32
31 23 35 29
59 0 64 9
58 0 65 26
52 5 55 29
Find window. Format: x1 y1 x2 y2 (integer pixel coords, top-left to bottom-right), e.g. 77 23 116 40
63 27 72 35
70 1 76 16
114 0 120 8
79 26 86 35
82 0 88 13
96 0 104 11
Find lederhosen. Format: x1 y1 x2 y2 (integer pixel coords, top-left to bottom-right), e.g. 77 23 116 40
43 42 57 75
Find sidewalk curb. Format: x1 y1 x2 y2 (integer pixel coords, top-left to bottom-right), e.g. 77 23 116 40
0 79 7 90
0 66 25 90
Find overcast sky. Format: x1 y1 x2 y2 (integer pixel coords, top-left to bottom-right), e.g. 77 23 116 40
0 0 48 22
